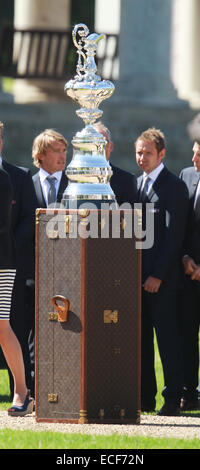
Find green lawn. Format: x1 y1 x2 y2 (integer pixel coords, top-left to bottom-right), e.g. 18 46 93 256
1 77 14 94
0 428 199 450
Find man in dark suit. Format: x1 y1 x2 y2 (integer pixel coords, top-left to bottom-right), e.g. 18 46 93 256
136 127 189 415
179 140 200 410
93 122 137 206
32 129 68 208
31 130 68 392
0 121 38 399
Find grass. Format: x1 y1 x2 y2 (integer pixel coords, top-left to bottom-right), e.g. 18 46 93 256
0 367 11 410
0 428 199 450
0 332 199 450
1 77 14 94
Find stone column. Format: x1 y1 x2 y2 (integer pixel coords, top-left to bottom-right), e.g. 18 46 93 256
171 0 200 108
13 0 71 103
117 0 181 106
95 0 120 80
95 0 120 34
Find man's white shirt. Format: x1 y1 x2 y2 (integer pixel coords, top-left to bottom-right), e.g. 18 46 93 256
142 162 164 194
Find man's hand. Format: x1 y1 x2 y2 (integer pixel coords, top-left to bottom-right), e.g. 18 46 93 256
182 255 200 282
143 276 162 293
182 255 197 275
191 266 200 281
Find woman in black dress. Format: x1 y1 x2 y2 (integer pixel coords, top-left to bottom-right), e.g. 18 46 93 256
0 166 33 416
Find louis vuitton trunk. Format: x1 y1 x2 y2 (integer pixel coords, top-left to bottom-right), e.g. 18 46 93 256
35 209 141 423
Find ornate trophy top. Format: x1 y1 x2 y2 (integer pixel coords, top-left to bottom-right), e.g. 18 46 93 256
62 23 116 208
72 23 104 81
65 23 115 126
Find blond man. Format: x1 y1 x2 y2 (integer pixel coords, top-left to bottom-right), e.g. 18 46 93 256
32 129 68 207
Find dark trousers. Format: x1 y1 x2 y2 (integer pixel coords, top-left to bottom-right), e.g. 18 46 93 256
180 278 200 399
141 287 184 407
8 277 35 398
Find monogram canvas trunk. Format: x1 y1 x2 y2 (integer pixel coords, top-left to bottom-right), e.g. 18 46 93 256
35 209 141 424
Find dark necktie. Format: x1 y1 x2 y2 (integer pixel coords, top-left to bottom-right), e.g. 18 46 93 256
140 176 150 202
46 175 57 206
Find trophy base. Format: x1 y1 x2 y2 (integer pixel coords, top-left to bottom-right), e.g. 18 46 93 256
61 197 118 210
61 182 117 210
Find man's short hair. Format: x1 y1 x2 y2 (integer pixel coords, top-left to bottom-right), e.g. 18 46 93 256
93 121 111 142
135 127 166 153
32 128 68 168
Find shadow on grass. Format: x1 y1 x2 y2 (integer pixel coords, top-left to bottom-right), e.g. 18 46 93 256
0 394 11 403
181 411 200 418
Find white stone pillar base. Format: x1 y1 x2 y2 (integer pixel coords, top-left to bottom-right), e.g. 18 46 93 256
14 0 71 103
13 79 65 103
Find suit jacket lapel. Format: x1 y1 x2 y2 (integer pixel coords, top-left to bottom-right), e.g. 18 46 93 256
191 172 200 200
34 174 46 208
145 167 167 203
137 169 166 203
2 160 9 173
190 173 200 223
137 176 143 201
137 176 143 191
57 171 68 203
146 182 159 203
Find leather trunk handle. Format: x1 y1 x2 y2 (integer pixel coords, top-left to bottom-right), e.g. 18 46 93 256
51 295 70 323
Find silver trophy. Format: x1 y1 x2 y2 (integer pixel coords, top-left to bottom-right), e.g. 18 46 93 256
62 23 116 208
